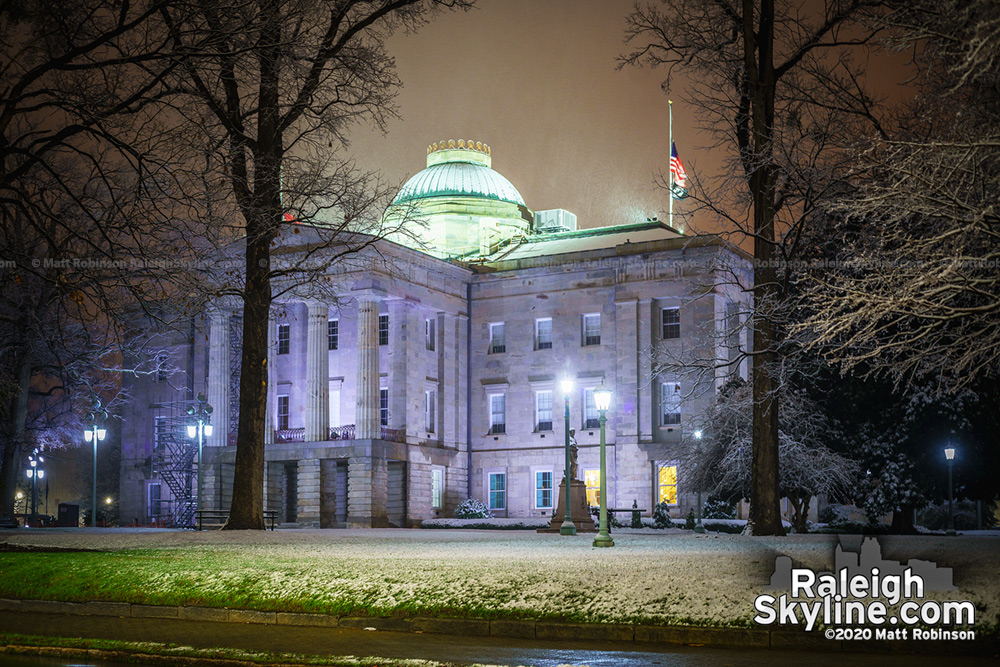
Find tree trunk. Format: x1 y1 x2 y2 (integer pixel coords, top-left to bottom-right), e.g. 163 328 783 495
789 493 810 534
745 0 785 536
0 343 32 525
890 504 917 534
223 0 282 530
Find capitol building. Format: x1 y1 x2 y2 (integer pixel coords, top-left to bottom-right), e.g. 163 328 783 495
119 139 750 528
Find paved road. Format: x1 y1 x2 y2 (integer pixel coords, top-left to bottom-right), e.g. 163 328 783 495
0 611 994 667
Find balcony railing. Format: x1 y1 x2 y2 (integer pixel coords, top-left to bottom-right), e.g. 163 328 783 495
271 425 408 444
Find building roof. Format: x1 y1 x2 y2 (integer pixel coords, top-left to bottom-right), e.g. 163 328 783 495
477 220 684 263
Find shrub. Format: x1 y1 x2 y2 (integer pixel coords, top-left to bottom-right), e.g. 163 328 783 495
917 500 984 531
702 497 736 520
454 498 493 519
818 503 850 525
589 506 623 528
684 509 696 530
652 501 674 528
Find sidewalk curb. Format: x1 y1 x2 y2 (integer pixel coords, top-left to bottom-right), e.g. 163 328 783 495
1 598 995 657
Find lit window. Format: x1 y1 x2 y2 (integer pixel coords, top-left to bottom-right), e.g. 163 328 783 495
584 389 600 429
583 313 600 346
489 322 506 354
277 394 290 431
379 388 388 427
489 394 506 434
425 318 435 351
432 468 444 509
585 469 600 507
661 308 680 339
660 381 681 425
425 389 436 434
489 472 506 510
535 390 553 431
658 464 678 505
535 318 552 350
328 319 339 351
277 323 290 355
535 471 553 509
378 315 389 346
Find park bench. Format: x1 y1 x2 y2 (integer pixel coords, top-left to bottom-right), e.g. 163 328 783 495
607 506 647 531
195 509 279 531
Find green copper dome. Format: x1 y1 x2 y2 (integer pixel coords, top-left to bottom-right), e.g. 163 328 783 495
391 140 526 207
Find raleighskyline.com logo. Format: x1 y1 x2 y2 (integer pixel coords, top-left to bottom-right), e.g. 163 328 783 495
754 537 976 640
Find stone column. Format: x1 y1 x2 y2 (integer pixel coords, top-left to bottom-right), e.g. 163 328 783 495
207 308 230 448
264 311 277 445
346 448 388 527
355 294 381 439
304 302 330 442
297 458 321 526
637 299 654 442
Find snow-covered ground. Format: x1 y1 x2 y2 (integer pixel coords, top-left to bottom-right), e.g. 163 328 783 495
0 528 996 630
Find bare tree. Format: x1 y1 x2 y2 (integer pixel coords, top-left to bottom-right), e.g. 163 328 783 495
799 0 1000 395
622 0 889 534
154 0 471 529
680 376 858 533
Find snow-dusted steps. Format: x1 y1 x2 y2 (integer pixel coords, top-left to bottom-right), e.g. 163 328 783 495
0 598 994 657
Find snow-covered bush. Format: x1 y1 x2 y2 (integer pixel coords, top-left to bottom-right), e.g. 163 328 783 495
702 497 736 520
454 498 493 519
652 501 673 528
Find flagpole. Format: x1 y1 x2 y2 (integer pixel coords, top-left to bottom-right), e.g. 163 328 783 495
668 99 674 232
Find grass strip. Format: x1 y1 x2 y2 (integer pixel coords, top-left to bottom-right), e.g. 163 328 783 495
0 633 523 667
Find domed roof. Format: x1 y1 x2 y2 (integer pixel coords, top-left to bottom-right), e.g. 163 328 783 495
391 140 526 207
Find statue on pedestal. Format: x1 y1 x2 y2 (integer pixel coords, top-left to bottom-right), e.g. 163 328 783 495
568 429 579 480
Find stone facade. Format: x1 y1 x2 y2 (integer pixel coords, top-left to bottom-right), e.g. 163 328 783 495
117 141 757 528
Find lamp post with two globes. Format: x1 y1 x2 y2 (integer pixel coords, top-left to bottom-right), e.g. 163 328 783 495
592 382 613 548
26 449 44 526
187 393 214 519
84 400 108 528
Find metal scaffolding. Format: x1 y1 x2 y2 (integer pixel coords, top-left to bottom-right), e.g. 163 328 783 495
150 400 198 528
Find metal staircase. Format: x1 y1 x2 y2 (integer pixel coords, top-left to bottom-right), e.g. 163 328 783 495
150 401 198 528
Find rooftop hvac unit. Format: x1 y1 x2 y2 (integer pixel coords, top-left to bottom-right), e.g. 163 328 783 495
533 209 577 234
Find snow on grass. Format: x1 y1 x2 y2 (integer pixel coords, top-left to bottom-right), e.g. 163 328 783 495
0 529 997 632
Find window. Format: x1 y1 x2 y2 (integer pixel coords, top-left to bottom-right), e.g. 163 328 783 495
660 381 681 425
379 388 388 427
661 308 680 339
489 393 506 434
155 351 168 382
425 318 435 351
535 471 553 509
535 318 552 350
378 315 389 346
585 469 600 507
583 313 601 346
489 322 506 354
658 464 678 505
277 394 290 430
153 416 168 452
535 390 553 431
328 319 339 351
424 389 436 434
584 389 600 429
488 472 506 510
431 468 444 509
277 323 290 355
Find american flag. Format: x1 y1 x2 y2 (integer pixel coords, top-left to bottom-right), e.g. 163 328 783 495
670 141 689 200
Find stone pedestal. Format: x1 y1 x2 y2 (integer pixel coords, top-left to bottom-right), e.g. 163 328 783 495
538 478 596 533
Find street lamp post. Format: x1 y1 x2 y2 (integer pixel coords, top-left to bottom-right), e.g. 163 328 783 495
560 379 576 536
592 382 613 548
84 400 108 528
187 393 214 521
693 430 705 534
26 449 44 527
944 446 956 536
